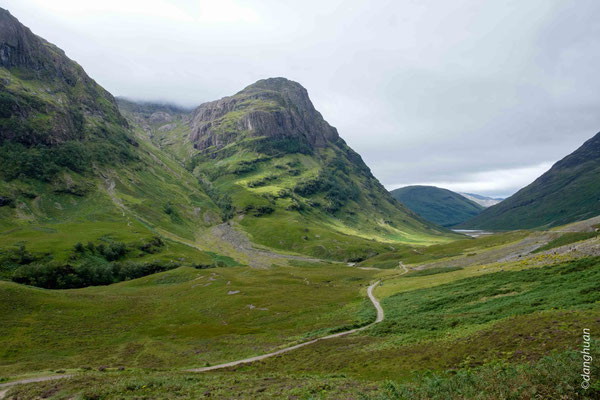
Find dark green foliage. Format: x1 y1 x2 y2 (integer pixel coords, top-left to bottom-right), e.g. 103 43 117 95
294 157 361 213
10 237 173 288
390 186 484 227
138 236 164 254
0 195 14 207
247 174 276 188
532 232 598 253
0 132 137 182
253 205 275 217
163 202 174 215
199 180 233 220
12 258 180 289
252 137 313 156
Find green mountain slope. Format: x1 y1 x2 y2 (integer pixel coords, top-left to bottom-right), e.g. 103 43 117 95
130 78 457 260
0 8 456 271
390 185 484 227
0 9 228 278
461 131 600 229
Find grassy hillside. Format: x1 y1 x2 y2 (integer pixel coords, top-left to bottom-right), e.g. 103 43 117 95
0 263 377 375
125 78 459 261
5 246 597 399
461 131 600 229
390 185 484 227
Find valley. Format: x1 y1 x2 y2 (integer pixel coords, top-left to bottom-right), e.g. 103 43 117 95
1 6 599 399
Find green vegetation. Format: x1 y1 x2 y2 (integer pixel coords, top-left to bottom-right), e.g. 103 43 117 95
4 369 379 399
390 185 484 227
461 131 600 229
364 350 599 400
373 257 600 341
532 231 599 253
2 10 599 398
139 77 457 260
403 266 463 277
358 230 527 268
0 264 376 376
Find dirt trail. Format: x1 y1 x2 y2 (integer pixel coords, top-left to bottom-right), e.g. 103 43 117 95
0 375 72 399
188 280 383 372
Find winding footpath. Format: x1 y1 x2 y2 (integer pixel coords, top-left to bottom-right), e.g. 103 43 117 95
188 280 384 372
0 280 387 397
0 375 72 399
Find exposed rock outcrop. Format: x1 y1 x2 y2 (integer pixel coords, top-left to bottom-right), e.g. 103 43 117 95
189 78 339 152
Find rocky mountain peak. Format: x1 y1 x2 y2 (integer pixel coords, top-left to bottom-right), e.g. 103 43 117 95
189 77 339 153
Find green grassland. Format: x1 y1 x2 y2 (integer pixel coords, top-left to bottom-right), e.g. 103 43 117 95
3 250 597 399
227 256 600 400
0 263 377 376
358 230 528 269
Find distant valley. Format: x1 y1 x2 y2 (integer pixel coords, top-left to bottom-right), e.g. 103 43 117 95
1 7 599 400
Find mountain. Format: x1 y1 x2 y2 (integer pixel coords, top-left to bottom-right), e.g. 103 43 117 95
461 131 600 230
460 192 503 207
126 78 457 260
0 7 455 269
390 185 484 227
0 8 226 275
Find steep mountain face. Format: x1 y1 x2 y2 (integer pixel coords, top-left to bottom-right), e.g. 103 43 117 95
141 77 456 260
0 9 221 272
189 78 338 152
390 185 484 227
460 193 503 208
0 8 128 146
0 8 456 264
461 131 600 230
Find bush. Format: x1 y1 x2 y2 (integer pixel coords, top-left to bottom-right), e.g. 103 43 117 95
12 258 180 289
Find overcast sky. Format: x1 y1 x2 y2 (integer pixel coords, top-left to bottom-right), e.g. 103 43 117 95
5 0 600 197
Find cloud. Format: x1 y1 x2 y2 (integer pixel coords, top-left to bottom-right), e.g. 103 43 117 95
5 0 600 197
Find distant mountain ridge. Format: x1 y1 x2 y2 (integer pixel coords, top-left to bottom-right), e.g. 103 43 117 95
460 131 600 230
460 193 504 207
390 185 484 227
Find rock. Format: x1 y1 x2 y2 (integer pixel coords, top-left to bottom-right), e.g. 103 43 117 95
188 78 339 152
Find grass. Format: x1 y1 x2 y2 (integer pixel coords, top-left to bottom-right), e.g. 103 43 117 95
532 231 599 253
225 257 600 394
403 266 463 277
4 369 381 399
359 230 528 268
372 257 600 342
363 348 600 400
1 234 599 398
0 263 377 376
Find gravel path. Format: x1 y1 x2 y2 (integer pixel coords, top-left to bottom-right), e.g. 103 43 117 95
0 375 73 399
188 280 384 372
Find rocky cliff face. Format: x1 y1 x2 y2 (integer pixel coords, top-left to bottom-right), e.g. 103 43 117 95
189 78 339 152
0 8 127 146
